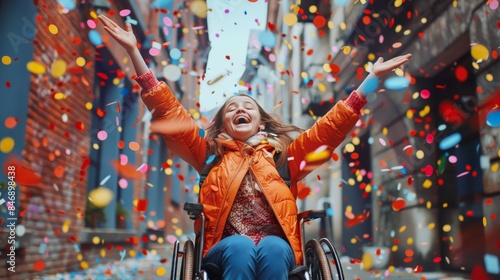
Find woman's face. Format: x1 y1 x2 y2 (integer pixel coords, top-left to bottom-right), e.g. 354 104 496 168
222 95 263 142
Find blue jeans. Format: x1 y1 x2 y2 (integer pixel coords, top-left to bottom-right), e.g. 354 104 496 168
203 235 295 280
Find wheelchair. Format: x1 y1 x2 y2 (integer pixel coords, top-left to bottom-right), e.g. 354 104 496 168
170 202 345 280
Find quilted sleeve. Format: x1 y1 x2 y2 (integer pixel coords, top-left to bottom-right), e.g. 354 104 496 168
287 91 367 181
136 69 207 173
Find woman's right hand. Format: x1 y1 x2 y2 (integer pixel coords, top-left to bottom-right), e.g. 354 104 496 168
98 14 137 53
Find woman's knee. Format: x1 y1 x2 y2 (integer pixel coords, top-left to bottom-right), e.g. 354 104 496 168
222 235 256 258
257 236 291 256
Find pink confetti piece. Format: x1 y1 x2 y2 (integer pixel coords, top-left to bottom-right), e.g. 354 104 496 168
119 9 131 17
97 130 107 141
299 160 306 171
137 163 148 173
403 145 412 151
421 89 430 99
87 19 96 29
457 171 469 178
379 138 386 146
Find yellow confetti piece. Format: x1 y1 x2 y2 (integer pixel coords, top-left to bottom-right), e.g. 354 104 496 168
175 228 183 236
54 92 67 100
81 261 89 269
92 236 100 245
157 267 167 276
407 237 413 245
442 224 451 232
129 250 136 257
305 150 330 162
62 219 71 233
76 57 86 67
27 61 46 74
471 44 489 61
491 162 499 172
0 137 15 153
391 245 398 252
283 13 298 26
2 56 12 65
342 45 351 55
345 143 355 153
350 238 357 244
422 179 432 188
48 24 58 34
382 127 388 135
428 223 435 229
416 150 425 159
483 217 487 227
77 253 83 261
399 225 406 233
100 249 106 257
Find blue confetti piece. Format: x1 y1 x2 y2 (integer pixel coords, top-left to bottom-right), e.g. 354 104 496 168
326 208 334 216
88 30 103 46
486 110 500 127
205 154 216 164
439 133 462 150
199 128 205 137
384 76 409 91
484 253 499 274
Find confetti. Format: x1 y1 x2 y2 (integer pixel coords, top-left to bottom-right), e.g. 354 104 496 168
384 76 409 91
486 110 500 127
439 132 462 150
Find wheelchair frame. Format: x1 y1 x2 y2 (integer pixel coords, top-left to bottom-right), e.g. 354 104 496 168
170 202 345 280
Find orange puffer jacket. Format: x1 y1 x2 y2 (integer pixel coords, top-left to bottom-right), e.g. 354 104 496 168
140 81 362 265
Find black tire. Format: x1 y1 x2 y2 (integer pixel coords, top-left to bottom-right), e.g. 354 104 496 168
181 240 195 280
305 239 332 280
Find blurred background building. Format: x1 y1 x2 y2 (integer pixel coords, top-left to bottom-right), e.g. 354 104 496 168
0 0 499 279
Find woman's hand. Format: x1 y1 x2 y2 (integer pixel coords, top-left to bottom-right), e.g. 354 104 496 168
98 14 137 53
371 53 412 78
356 53 412 96
98 14 149 76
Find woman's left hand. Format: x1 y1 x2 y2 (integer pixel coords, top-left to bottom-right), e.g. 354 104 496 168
371 53 412 78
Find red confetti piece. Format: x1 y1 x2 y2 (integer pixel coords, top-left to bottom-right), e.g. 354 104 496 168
33 260 45 271
313 15 326 29
6 81 11 88
137 199 148 212
392 198 406 211
345 213 368 228
455 65 468 82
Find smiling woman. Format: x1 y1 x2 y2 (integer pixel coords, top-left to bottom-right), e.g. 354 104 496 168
98 13 411 279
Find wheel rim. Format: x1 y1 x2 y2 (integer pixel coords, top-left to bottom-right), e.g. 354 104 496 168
305 239 332 280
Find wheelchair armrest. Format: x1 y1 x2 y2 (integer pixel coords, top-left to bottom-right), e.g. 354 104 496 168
183 202 203 220
298 210 326 223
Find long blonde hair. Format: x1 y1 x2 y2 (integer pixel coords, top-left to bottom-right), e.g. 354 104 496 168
204 94 304 168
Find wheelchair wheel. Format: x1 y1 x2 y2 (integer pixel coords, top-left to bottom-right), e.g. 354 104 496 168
305 239 332 280
180 240 195 280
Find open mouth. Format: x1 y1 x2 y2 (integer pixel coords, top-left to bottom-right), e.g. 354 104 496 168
234 116 250 124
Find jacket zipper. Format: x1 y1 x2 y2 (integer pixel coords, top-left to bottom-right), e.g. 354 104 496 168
249 167 294 247
211 155 247 244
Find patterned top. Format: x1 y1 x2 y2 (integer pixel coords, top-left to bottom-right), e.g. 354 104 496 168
222 171 286 245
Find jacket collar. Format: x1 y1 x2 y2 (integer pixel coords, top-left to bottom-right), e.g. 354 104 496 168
218 131 283 152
